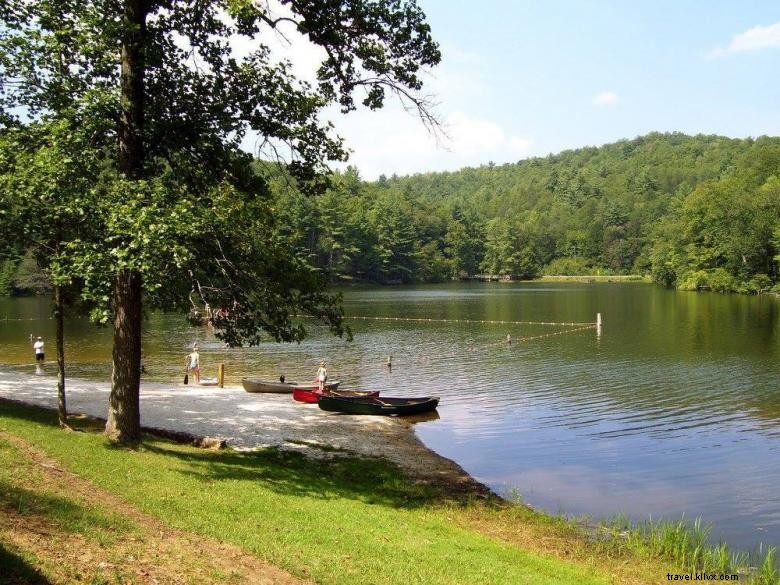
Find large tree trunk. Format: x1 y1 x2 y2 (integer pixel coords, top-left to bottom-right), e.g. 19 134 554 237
118 0 145 181
54 285 67 428
106 270 143 443
107 0 147 444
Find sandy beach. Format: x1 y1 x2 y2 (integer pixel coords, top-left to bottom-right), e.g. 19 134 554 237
0 367 490 498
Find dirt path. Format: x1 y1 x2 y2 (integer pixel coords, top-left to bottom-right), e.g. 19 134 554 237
0 430 309 585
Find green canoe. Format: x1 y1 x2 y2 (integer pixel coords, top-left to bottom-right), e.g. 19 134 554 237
317 395 440 416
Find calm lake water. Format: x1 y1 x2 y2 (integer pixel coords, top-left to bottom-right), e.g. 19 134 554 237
1 282 778 550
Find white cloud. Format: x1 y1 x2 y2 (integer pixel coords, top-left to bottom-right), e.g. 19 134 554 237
592 91 619 107
226 11 526 179
709 21 780 57
327 43 532 178
225 2 326 83
447 111 532 158
333 108 533 179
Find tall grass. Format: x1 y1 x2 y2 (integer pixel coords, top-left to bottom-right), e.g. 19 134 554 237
602 515 779 584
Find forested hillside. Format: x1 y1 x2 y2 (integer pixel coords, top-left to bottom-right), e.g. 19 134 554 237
272 132 780 293
2 132 779 296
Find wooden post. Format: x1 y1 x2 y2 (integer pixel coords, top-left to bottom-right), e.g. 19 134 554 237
218 363 224 388
596 313 602 337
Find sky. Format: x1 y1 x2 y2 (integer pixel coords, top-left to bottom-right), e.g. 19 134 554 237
256 0 780 179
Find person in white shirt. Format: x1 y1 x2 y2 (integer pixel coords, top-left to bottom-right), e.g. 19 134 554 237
186 347 201 384
32 336 45 363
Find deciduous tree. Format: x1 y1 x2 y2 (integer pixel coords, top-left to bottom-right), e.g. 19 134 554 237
1 0 441 443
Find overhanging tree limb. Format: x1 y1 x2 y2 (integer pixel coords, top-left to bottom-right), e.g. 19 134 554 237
1 0 441 445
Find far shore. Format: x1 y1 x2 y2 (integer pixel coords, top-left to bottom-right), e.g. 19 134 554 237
329 274 652 286
534 274 651 282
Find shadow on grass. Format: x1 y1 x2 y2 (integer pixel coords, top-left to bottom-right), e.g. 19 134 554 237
141 441 441 509
0 541 51 585
0 398 445 510
0 479 131 537
0 399 62 427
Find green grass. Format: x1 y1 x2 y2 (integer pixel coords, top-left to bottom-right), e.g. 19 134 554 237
602 515 779 584
0 437 134 545
5 399 780 584
0 434 147 585
0 401 610 585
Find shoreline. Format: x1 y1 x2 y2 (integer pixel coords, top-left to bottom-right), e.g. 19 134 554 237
4 371 778 583
0 397 675 585
534 275 650 283
0 369 493 500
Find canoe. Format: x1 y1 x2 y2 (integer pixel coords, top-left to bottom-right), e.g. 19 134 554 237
292 388 380 404
317 395 440 416
242 378 341 394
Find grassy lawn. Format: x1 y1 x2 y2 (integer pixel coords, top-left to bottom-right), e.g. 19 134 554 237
0 399 707 585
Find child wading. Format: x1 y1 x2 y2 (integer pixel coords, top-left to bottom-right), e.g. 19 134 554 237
316 361 328 391
186 346 201 384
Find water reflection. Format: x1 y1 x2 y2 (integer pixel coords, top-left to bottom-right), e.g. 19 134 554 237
400 410 441 424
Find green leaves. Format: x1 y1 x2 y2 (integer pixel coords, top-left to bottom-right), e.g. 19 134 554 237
258 133 780 292
2 0 443 343
647 150 780 291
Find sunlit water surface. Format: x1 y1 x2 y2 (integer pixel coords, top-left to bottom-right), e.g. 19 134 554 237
1 282 778 550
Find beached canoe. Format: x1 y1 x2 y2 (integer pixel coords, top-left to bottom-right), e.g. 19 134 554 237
242 378 341 394
292 388 380 404
317 395 439 416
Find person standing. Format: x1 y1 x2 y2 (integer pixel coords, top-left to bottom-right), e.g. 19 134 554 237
316 361 328 391
32 336 45 363
186 346 201 384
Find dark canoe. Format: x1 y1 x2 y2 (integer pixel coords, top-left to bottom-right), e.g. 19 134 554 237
317 395 440 416
242 378 341 394
292 388 380 404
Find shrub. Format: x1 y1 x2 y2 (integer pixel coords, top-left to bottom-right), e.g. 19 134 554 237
677 269 765 294
543 256 592 276
706 268 739 293
749 273 773 293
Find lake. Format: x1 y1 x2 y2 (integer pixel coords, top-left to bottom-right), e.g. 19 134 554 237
1 282 778 551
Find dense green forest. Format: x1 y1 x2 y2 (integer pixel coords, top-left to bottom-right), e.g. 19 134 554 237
3 132 779 296
270 132 780 293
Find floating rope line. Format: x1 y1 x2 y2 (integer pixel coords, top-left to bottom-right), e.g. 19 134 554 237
297 315 596 327
482 324 596 347
512 324 597 343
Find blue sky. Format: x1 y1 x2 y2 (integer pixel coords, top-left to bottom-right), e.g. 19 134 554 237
320 0 780 178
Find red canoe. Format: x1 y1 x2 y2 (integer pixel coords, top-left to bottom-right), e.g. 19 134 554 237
292 388 380 404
